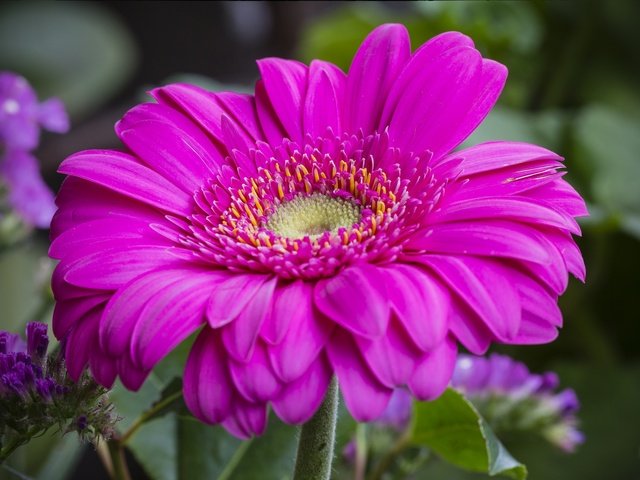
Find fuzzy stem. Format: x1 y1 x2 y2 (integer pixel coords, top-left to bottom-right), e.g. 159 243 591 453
293 377 338 480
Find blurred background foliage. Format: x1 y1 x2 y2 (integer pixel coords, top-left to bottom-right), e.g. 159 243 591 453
0 1 638 479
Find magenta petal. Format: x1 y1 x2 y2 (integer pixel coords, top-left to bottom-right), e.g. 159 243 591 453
221 399 268 439
380 31 474 128
455 141 563 176
63 246 179 290
304 60 346 138
59 150 192 216
449 300 494 355
261 280 306 345
52 294 108 339
272 354 331 424
183 328 233 424
384 265 449 351
512 312 559 344
357 318 421 388
346 23 410 134
425 255 521 340
256 58 308 142
89 351 118 389
207 274 271 328
409 221 553 265
221 276 278 362
64 307 101 381
327 330 393 421
130 272 217 369
229 342 282 403
255 80 287 147
408 336 457 401
269 288 333 383
388 46 484 159
315 265 390 339
99 268 204 356
118 355 150 392
432 197 580 235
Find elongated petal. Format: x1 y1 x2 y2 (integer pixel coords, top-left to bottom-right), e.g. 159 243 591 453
59 151 192 215
384 265 449 351
327 330 392 421
304 60 346 138
229 342 282 403
256 58 308 142
221 276 278 362
408 336 457 400
346 23 410 134
207 274 271 328
272 354 332 424
183 328 233 423
315 265 389 339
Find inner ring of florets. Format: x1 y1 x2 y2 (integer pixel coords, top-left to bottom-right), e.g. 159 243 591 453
178 133 417 278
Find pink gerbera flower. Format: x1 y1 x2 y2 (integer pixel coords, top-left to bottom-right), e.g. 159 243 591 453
50 25 587 439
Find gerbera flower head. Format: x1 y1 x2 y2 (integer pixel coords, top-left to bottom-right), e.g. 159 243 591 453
50 25 587 439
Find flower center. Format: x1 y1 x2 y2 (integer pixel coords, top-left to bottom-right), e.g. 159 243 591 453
266 193 361 240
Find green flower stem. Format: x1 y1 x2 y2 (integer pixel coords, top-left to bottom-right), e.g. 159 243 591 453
119 390 183 445
293 377 339 480
106 438 131 480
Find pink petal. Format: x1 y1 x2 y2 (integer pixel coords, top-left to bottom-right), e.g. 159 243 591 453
100 267 207 356
431 196 580 235
221 399 268 439
130 272 218 370
455 141 563 176
388 46 485 158
59 150 192 216
383 265 449 351
327 330 393 422
64 307 101 381
315 265 390 339
423 255 521 340
512 312 559 344
346 23 411 134
357 318 421 388
408 220 553 265
408 336 457 401
118 355 150 391
221 276 278 362
183 328 233 424
255 80 287 147
52 294 109 339
269 287 333 383
304 60 346 138
256 58 308 142
272 354 332 424
261 280 306 345
380 31 474 129
63 246 180 290
229 342 282 403
207 274 272 328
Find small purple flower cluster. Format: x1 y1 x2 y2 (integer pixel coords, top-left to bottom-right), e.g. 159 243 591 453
0 72 69 229
451 353 584 452
0 323 66 405
0 322 117 462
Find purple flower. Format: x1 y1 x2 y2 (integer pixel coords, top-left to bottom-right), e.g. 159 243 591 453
0 72 69 228
50 25 586 439
452 353 585 452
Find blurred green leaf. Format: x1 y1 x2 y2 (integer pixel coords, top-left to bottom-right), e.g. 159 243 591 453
410 389 527 479
128 415 178 480
574 104 640 238
0 1 137 117
463 107 565 151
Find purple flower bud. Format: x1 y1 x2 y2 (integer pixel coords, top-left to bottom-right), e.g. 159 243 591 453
77 415 88 431
26 322 48 362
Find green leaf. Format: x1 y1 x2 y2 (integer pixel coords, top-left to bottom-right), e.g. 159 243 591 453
410 388 527 479
574 104 640 238
128 415 177 480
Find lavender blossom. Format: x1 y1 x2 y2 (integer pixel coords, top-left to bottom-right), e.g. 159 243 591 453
451 353 585 452
0 72 69 229
0 322 117 463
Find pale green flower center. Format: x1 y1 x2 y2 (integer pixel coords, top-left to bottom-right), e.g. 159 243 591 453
267 193 361 239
